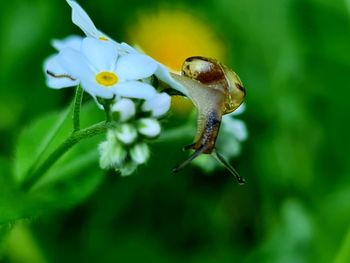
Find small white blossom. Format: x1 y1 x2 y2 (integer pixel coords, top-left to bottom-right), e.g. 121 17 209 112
114 123 138 145
142 93 171 117
129 143 150 165
46 37 159 99
111 98 136 122
137 118 161 138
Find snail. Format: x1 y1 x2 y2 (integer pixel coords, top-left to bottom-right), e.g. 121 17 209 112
170 56 246 184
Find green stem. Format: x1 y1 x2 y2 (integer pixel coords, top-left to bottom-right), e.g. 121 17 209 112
103 102 112 122
73 85 84 131
21 121 113 191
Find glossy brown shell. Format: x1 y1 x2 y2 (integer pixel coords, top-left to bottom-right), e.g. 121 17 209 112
181 56 246 114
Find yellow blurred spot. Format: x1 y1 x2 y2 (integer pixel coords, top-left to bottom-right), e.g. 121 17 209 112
99 36 108 41
127 9 226 116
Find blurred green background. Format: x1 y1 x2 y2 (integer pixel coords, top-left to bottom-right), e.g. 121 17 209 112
1 0 350 262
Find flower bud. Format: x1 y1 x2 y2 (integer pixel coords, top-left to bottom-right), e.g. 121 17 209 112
137 118 161 138
99 140 127 169
130 143 150 165
114 124 138 145
142 93 171 118
111 98 136 122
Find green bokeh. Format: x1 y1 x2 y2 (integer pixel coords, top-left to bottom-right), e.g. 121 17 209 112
0 0 350 262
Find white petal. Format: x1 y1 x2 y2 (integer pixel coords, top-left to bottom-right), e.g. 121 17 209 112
142 93 171 117
51 35 83 51
113 81 156 100
57 48 92 80
80 79 115 99
58 48 115 99
154 64 188 96
111 98 136 121
116 54 158 81
66 0 99 38
44 54 79 89
81 37 118 71
118 42 139 54
137 118 161 138
130 143 150 165
114 123 138 145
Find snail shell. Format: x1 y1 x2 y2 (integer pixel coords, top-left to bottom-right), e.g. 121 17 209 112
181 56 246 114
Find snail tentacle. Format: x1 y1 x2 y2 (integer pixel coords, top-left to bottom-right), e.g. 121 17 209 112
212 150 246 185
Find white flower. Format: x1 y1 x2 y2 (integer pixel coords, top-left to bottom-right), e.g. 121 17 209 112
129 143 150 165
114 123 138 145
142 93 171 118
64 0 187 96
111 98 136 122
137 118 161 138
48 37 158 99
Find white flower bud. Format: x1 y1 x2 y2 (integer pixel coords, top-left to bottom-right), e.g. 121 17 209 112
129 143 150 165
113 124 138 145
111 98 136 122
137 118 161 138
99 139 127 170
142 93 171 118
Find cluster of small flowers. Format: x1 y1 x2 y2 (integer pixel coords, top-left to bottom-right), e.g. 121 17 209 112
44 0 184 174
99 94 170 175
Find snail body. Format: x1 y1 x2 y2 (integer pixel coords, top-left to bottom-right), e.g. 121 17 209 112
171 56 246 183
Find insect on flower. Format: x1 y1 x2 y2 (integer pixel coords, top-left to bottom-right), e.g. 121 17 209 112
171 56 246 184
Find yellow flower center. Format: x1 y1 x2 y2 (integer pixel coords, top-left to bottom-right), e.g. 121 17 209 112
99 36 108 41
96 72 118 87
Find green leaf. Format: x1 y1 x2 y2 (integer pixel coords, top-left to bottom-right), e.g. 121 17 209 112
14 101 103 184
2 101 106 224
